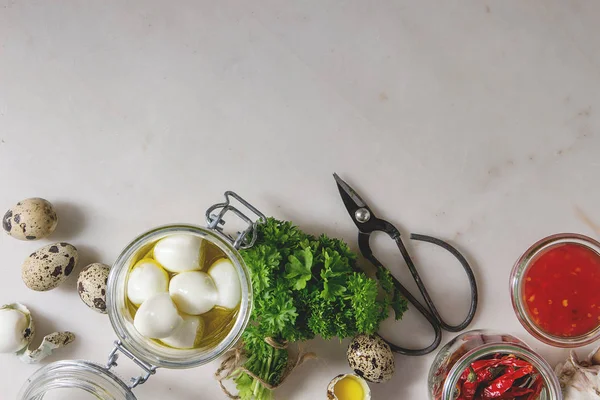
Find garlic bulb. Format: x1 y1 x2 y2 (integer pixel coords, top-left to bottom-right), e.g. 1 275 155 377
555 347 600 399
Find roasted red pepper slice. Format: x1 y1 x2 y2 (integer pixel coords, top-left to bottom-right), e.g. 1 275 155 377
455 356 541 400
470 356 532 373
470 359 501 371
496 386 534 399
497 358 532 369
482 365 533 398
462 366 478 400
476 367 494 382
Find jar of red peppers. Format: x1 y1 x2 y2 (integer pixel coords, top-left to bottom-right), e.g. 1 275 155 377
428 330 561 400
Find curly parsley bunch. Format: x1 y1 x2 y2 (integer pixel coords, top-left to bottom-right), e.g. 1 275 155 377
231 218 407 399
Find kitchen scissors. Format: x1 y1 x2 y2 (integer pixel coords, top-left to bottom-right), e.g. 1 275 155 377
334 174 478 356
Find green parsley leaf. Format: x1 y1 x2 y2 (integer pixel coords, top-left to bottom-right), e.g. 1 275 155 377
320 249 349 299
259 284 298 333
242 244 282 293
347 273 380 333
321 273 347 300
285 247 314 290
391 291 409 320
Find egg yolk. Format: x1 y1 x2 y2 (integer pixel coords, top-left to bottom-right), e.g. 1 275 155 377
334 376 364 400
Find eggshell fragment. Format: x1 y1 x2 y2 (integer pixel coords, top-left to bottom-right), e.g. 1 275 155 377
22 243 78 291
327 373 371 400
0 306 31 353
0 302 75 364
2 198 58 240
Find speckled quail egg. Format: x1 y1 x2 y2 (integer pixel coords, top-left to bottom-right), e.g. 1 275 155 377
347 334 395 383
208 258 241 309
169 271 218 315
2 198 58 240
22 243 78 291
153 234 205 273
134 292 183 339
127 259 169 305
77 263 110 313
160 314 205 349
327 374 371 400
0 303 34 353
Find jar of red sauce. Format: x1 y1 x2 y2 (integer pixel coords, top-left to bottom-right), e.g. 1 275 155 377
511 233 600 347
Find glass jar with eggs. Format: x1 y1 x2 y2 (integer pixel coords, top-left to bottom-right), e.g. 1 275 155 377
18 192 264 400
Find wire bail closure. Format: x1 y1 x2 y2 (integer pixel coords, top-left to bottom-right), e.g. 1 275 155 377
106 340 158 389
206 191 267 250
102 192 264 391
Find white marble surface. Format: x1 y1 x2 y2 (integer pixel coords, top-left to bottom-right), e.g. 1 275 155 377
1 1 600 398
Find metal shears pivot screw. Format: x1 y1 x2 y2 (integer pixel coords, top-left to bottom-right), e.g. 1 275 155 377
355 208 371 223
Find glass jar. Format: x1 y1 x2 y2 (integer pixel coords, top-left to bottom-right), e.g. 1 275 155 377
510 233 600 347
428 330 562 400
19 360 136 400
18 192 264 400
107 223 253 368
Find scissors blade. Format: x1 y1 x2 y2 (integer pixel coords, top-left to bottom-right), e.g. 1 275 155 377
333 173 368 207
333 173 367 208
333 173 378 233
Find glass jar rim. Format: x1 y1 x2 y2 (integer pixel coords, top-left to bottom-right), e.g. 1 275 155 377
510 233 600 347
441 341 561 400
19 360 136 400
106 224 253 369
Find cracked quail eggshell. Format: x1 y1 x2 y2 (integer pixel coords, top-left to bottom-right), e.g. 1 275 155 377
327 373 371 400
2 198 58 241
0 303 34 354
77 263 110 313
22 243 78 291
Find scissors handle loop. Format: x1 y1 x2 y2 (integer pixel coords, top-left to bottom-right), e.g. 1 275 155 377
363 250 443 356
359 231 478 356
409 233 478 332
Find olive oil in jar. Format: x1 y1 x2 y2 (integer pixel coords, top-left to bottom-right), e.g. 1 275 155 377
125 234 239 349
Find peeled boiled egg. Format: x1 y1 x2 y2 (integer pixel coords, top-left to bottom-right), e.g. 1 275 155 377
169 271 218 315
208 258 241 309
160 314 205 349
153 234 205 273
0 306 31 353
133 293 183 339
327 374 371 400
127 259 169 305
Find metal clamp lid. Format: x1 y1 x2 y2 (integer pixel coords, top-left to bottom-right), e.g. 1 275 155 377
206 191 267 249
99 191 264 391
106 340 157 389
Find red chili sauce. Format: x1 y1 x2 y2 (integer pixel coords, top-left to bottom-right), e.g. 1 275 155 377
523 243 600 337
